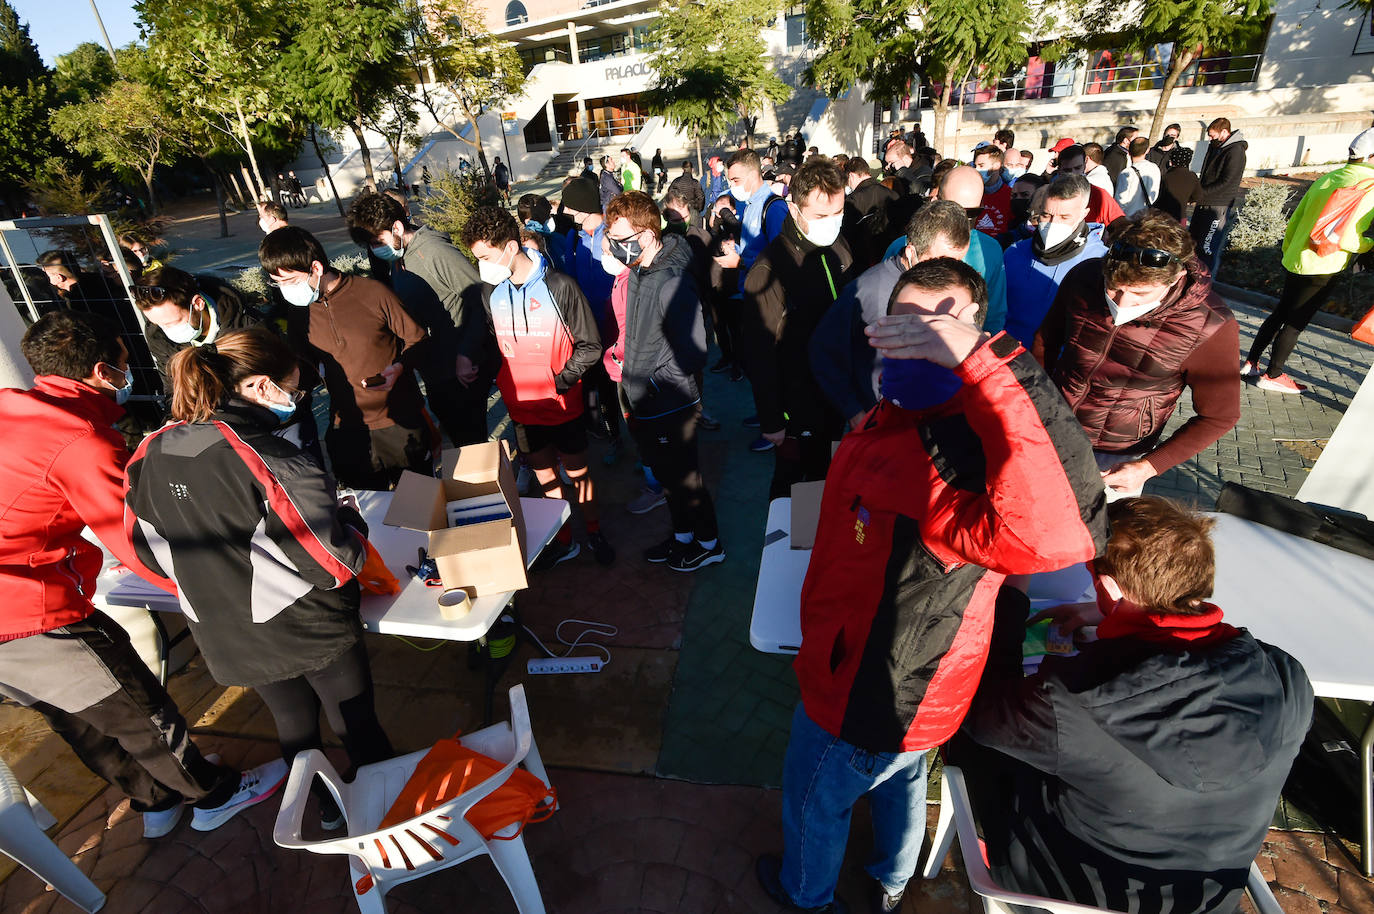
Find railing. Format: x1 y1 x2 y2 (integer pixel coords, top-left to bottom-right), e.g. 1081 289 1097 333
561 114 648 142
905 68 1077 108
572 127 604 161
1084 53 1262 94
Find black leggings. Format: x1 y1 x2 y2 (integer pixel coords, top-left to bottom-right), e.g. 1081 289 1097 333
1247 270 1338 377
255 640 393 778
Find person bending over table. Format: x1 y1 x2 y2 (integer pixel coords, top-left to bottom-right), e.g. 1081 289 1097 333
957 496 1312 914
125 327 394 832
755 258 1107 914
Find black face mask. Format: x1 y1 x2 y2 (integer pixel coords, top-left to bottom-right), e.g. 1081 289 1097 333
608 235 642 266
1010 198 1032 223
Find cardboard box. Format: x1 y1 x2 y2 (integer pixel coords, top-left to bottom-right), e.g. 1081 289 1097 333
789 480 826 550
383 441 529 599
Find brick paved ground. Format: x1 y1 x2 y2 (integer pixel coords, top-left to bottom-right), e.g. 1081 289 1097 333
2 199 1371 914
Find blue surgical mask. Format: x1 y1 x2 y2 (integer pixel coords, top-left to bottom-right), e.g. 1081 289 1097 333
977 168 999 190
263 380 297 423
370 242 403 262
880 356 963 411
109 364 134 406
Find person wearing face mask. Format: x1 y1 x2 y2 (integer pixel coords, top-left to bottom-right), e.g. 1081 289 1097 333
972 145 1013 236
0 311 283 840
346 192 492 447
958 496 1310 914
125 327 394 834
604 191 723 570
996 172 1044 248
702 156 729 209
1002 148 1028 185
557 177 623 449
1154 146 1204 223
741 158 857 497
619 148 643 193
1191 117 1248 277
842 155 900 270
260 226 433 490
1002 176 1107 347
133 265 260 390
1033 210 1240 500
516 193 568 271
811 200 972 432
461 206 614 567
756 258 1105 914
1146 123 1183 170
257 199 288 235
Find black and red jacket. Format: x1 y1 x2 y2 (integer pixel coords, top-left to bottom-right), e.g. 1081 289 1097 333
125 401 367 687
795 334 1107 753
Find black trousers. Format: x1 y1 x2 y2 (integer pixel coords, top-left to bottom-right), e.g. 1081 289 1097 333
326 422 434 490
770 431 835 501
426 375 492 447
254 640 393 778
711 294 742 365
1247 269 1339 377
630 406 719 542
18 613 238 813
1188 203 1236 277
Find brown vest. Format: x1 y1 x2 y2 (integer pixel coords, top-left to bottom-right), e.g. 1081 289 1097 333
1053 259 1231 454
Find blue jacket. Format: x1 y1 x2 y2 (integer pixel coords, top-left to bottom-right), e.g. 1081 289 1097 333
564 223 615 323
809 255 905 421
1002 225 1107 347
703 172 728 208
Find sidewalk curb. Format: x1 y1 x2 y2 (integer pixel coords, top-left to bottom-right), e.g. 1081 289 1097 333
1215 281 1356 332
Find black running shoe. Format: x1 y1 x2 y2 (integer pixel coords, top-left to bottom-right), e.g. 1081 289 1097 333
588 531 615 565
742 414 761 428
668 539 724 572
644 537 684 564
710 357 733 374
532 540 580 571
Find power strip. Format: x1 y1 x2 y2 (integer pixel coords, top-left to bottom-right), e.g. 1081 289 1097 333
527 657 603 675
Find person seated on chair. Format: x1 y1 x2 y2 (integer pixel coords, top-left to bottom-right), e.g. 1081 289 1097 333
956 496 1313 914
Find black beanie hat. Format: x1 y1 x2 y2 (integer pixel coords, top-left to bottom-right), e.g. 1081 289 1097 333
561 177 602 215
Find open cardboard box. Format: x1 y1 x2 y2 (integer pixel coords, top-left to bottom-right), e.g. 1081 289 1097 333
790 480 826 550
383 441 529 600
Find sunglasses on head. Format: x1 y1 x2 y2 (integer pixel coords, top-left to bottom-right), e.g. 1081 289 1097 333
132 284 169 303
1109 241 1179 268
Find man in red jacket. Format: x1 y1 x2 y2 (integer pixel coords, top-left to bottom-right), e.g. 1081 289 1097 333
1033 210 1241 499
755 259 1106 914
0 312 284 839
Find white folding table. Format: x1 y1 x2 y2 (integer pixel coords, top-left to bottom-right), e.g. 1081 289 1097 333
749 498 810 655
100 491 571 720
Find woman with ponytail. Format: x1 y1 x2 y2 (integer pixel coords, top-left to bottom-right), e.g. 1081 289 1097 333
125 327 393 830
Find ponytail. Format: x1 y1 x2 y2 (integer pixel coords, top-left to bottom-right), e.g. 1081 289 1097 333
166 327 299 423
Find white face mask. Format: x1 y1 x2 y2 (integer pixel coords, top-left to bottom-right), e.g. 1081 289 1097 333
162 315 201 344
258 218 272 235
600 251 628 276
798 211 843 247
478 245 515 285
281 273 320 307
728 183 751 202
1038 220 1079 248
1106 291 1167 325
1005 166 1027 181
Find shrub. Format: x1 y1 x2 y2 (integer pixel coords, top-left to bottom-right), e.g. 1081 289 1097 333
1226 181 1292 253
417 166 489 262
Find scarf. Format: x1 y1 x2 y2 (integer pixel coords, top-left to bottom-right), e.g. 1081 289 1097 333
1097 601 1239 648
1032 220 1090 266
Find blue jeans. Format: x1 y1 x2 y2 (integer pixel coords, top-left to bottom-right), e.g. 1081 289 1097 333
780 704 930 907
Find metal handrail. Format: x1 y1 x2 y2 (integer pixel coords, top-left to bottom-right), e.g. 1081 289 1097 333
1085 53 1262 94
572 127 603 162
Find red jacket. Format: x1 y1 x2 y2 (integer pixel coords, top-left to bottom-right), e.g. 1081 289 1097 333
794 335 1106 753
0 376 163 641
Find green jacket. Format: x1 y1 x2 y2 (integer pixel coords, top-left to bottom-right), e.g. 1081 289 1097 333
1281 161 1374 275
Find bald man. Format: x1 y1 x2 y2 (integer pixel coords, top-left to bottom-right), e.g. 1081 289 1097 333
885 166 1008 334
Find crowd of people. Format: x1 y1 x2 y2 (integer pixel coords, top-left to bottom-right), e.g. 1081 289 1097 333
3 114 1373 914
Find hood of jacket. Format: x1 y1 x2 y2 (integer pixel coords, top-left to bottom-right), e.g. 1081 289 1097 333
641 231 692 275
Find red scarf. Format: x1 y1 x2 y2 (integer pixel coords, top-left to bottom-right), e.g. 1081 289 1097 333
1096 602 1239 648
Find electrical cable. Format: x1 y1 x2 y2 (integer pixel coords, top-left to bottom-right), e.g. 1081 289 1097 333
521 618 617 667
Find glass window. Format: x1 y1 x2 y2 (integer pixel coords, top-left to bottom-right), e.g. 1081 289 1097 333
785 13 808 49
505 1 528 25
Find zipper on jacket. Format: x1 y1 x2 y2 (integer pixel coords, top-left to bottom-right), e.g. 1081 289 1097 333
55 546 87 597
1067 321 1121 413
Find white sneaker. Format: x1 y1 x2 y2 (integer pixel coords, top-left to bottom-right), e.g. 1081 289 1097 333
627 486 667 515
142 804 184 838
1239 360 1259 378
190 758 288 832
142 752 221 837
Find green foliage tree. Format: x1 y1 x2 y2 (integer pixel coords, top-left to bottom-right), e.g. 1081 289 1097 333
277 0 407 191
400 0 525 175
803 0 1029 155
365 86 422 186
51 72 188 213
643 0 790 174
1113 0 1272 140
0 0 43 88
137 0 289 197
54 42 118 103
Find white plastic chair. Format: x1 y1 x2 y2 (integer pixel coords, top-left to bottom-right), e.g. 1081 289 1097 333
922 765 1284 914
0 758 105 913
273 684 552 914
